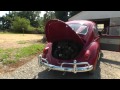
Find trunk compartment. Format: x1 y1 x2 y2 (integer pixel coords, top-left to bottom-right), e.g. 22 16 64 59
52 40 83 60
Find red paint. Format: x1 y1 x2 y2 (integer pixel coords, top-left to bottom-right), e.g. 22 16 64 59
42 19 100 69
84 50 91 60
45 20 84 45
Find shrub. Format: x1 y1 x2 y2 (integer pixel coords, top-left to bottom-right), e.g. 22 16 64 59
38 26 45 34
12 17 30 33
27 25 35 31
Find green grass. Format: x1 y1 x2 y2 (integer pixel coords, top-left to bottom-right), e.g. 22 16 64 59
3 60 16 64
0 32 14 34
15 44 45 59
0 44 45 65
0 48 13 61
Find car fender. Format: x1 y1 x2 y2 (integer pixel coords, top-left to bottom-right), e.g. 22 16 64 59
87 41 100 67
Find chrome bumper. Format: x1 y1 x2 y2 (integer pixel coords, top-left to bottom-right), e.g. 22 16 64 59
38 55 93 73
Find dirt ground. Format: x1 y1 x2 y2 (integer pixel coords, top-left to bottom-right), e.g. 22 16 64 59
0 34 43 49
0 50 120 79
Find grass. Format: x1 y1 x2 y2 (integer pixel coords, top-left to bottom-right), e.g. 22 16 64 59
0 48 13 61
15 44 45 58
0 44 45 65
0 32 14 34
0 31 27 34
17 40 27 44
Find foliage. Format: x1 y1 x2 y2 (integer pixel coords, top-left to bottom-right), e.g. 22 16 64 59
0 11 81 33
12 17 30 33
68 11 80 18
17 11 41 27
55 11 68 21
55 11 81 21
27 25 35 31
43 11 56 25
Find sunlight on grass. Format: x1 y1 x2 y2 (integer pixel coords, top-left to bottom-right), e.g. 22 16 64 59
0 32 14 34
15 44 45 58
0 48 13 62
0 44 45 65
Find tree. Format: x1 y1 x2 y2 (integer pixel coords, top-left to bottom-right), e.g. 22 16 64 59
17 11 41 27
43 11 56 25
55 11 68 21
0 11 18 30
12 17 30 33
0 11 46 33
55 11 81 21
69 11 80 18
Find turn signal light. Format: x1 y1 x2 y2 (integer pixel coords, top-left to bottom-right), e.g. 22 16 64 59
42 47 49 58
43 47 49 55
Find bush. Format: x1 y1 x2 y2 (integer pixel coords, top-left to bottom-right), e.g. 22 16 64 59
27 25 35 31
11 16 45 34
12 17 30 33
38 26 45 34
27 26 45 34
36 26 45 34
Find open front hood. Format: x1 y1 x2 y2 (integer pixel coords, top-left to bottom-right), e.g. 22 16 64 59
45 20 84 45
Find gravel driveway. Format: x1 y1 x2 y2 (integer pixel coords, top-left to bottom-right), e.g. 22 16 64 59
0 50 120 79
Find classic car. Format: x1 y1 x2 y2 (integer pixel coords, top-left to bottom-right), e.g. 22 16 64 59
38 19 101 74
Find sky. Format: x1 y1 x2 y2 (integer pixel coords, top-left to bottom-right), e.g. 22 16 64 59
0 11 46 17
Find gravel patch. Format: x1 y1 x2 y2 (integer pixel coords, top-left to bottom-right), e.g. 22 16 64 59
0 57 44 79
0 50 120 79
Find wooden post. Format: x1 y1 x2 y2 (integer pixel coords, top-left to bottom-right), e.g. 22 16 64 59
22 28 24 36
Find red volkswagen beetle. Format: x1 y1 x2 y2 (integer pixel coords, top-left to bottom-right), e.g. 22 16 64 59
38 19 101 74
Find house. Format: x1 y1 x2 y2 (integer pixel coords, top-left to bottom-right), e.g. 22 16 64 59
69 11 120 52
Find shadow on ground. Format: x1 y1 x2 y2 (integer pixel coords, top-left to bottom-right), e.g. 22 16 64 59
35 53 104 79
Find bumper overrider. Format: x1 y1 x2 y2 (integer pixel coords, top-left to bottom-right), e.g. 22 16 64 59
38 55 93 73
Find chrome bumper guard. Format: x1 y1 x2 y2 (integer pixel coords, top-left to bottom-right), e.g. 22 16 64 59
38 55 93 73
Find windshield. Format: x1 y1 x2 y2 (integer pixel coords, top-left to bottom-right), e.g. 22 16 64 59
67 23 88 35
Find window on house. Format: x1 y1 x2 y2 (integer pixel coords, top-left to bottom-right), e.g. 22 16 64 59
97 24 104 31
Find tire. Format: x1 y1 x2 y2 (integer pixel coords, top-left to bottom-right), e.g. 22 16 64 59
88 69 95 74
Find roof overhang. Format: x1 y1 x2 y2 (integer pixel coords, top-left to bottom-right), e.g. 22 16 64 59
69 11 120 21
